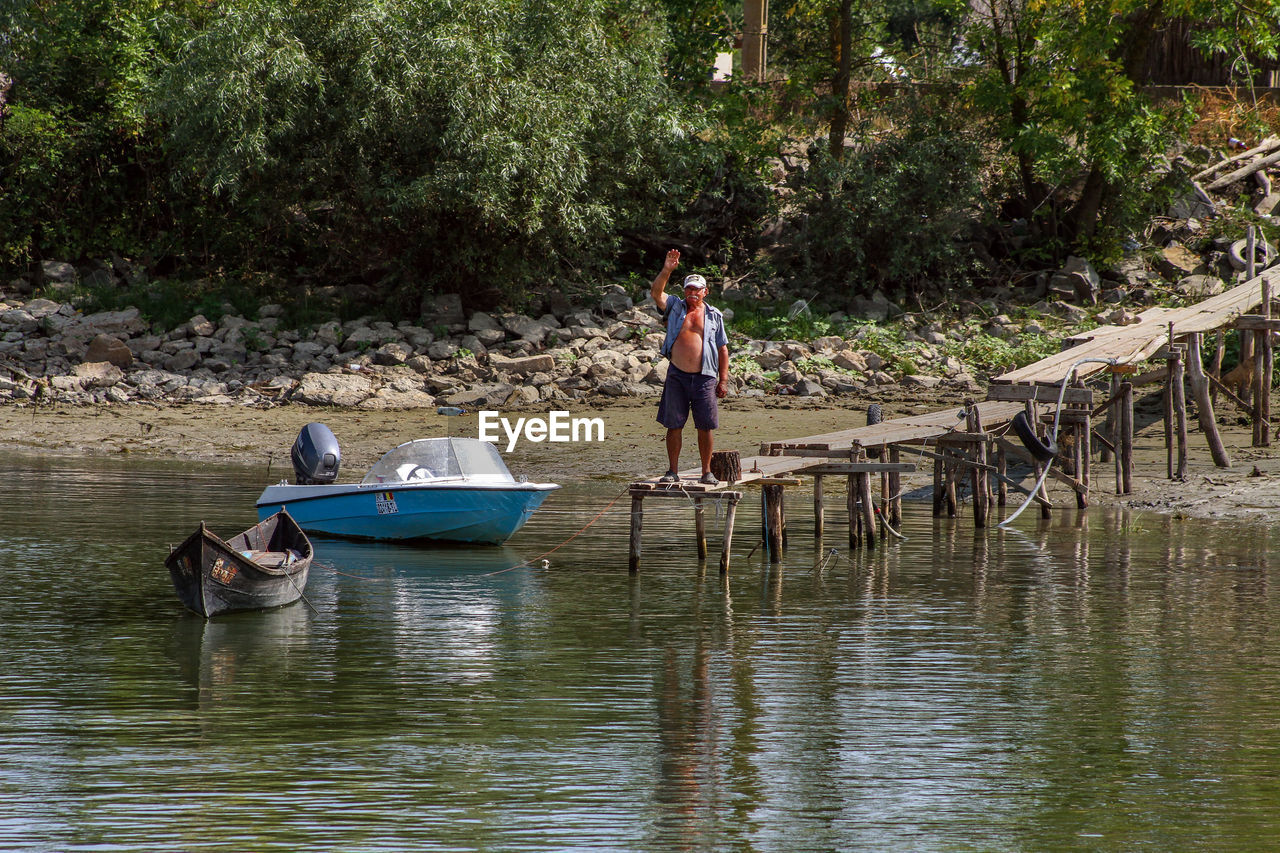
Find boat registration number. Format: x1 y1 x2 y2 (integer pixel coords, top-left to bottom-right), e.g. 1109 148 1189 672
376 492 399 515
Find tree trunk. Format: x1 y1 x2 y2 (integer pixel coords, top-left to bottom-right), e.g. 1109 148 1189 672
827 0 853 161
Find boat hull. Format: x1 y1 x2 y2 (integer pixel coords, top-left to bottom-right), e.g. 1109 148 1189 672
166 511 313 618
255 483 555 544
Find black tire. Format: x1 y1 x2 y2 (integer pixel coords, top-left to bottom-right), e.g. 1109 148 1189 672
866 403 883 459
1012 410 1058 463
1228 238 1278 272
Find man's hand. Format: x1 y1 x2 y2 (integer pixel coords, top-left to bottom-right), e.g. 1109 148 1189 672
652 248 681 312
716 378 729 399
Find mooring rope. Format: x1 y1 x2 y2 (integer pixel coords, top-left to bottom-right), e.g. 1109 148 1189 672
998 356 1118 529
481 486 632 576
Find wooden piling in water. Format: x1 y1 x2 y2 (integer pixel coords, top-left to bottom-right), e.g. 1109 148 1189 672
1186 332 1232 468
813 474 824 538
720 496 739 573
694 497 707 561
629 494 644 572
1172 345 1188 480
857 472 877 548
932 456 944 517
1120 380 1134 495
888 446 903 526
763 484 784 563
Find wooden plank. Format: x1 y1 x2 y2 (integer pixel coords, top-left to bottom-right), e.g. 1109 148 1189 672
1234 314 1280 331
763 400 1024 454
986 383 1094 405
796 462 917 475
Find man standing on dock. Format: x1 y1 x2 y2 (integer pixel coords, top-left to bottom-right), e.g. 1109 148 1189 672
650 249 730 485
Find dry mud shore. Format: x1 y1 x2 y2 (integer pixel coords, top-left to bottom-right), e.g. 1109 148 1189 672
3 385 1278 525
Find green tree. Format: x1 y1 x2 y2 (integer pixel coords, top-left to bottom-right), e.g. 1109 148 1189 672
0 0 182 267
149 0 697 302
963 0 1279 257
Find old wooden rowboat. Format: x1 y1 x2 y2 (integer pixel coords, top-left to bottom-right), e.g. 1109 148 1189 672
165 511 313 617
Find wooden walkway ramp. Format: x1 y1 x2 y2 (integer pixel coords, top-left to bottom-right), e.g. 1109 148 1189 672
996 267 1280 385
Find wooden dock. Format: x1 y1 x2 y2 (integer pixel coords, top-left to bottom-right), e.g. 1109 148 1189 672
626 265 1280 572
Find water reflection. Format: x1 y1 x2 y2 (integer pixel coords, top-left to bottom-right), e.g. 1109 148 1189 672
4 449 1280 850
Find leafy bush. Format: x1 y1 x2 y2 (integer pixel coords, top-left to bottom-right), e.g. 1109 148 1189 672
782 102 986 299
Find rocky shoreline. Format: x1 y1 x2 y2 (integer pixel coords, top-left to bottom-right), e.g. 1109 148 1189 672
1 206 1271 414
0 277 987 412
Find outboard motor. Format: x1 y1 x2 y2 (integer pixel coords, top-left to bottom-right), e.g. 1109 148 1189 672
291 422 341 484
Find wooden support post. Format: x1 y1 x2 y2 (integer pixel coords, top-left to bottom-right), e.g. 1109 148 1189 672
1186 332 1232 468
813 474 824 538
773 484 783 545
1172 347 1188 481
996 444 1007 506
880 463 890 540
888 446 903 526
1101 372 1119 463
932 456 944 517
764 484 783 563
945 450 958 517
847 475 861 547
720 496 739 573
1258 279 1274 447
1211 328 1225 406
1080 415 1092 504
629 494 644 572
694 497 707 561
1120 381 1134 495
1164 337 1175 480
857 472 877 549
966 400 988 528
1073 422 1088 509
1113 379 1124 494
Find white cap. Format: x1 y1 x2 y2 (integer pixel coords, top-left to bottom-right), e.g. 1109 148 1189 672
683 274 707 290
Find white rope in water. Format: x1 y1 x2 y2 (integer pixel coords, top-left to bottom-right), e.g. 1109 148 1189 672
998 356 1119 529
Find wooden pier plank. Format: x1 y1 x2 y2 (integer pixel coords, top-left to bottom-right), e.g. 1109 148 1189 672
762 400 1025 455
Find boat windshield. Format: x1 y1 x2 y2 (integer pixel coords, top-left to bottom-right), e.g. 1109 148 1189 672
360 438 516 485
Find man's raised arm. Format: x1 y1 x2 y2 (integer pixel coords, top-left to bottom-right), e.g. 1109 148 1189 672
650 249 680 312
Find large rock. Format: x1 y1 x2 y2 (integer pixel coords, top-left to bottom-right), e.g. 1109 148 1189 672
599 284 633 315
76 307 147 337
490 353 556 376
72 361 125 388
468 311 502 332
84 334 133 368
373 341 413 366
359 382 436 410
1156 243 1207 280
1176 274 1225 299
831 350 868 372
40 261 78 292
292 372 375 406
164 349 200 372
442 383 516 408
500 313 556 344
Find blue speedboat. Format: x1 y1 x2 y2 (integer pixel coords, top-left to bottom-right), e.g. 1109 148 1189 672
256 424 558 545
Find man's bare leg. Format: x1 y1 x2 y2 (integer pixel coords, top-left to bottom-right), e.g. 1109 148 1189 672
697 428 713 474
666 428 682 473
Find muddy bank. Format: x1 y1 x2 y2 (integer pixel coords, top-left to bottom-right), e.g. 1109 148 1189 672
2 387 1278 524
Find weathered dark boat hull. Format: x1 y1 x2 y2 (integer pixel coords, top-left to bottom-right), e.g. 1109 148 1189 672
166 511 313 618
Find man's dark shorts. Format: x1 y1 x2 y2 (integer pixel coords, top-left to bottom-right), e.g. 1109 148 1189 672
657 365 718 431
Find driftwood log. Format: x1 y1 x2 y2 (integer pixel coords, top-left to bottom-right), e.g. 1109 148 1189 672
1206 148 1280 192
710 450 741 484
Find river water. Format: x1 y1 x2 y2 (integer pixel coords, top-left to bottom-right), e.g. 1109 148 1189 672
2 449 1279 851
